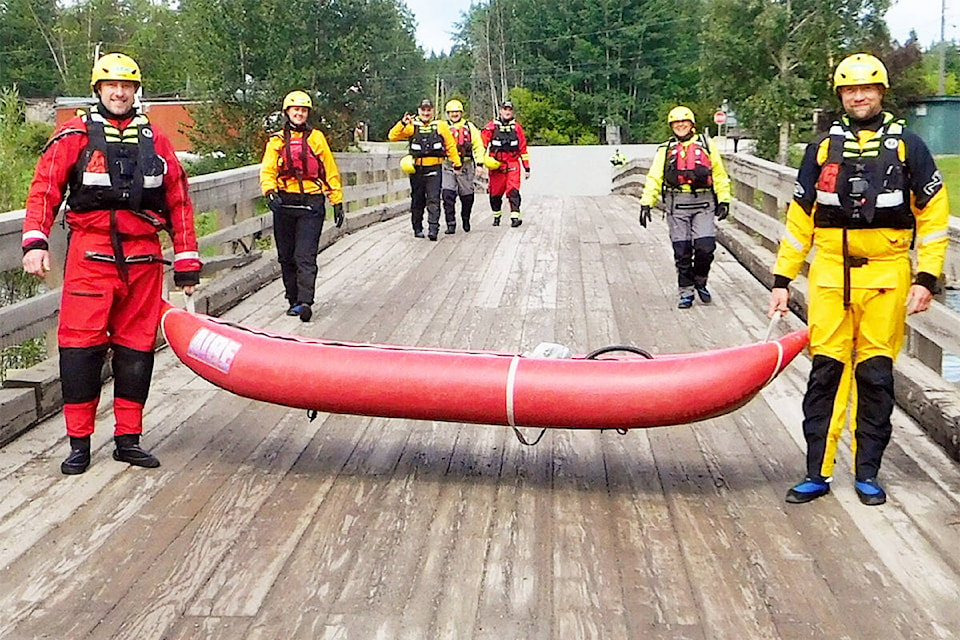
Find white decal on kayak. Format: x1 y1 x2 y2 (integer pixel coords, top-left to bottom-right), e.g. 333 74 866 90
187 327 241 373
505 355 520 426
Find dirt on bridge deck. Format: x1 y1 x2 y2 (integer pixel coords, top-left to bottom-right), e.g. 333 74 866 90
1 195 959 640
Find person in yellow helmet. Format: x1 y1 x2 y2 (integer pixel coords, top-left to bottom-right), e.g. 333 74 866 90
260 90 344 322
21 53 201 474
639 105 732 308
768 53 950 506
389 99 462 240
441 98 485 233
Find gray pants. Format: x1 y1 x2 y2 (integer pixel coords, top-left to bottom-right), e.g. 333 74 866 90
664 191 717 296
442 161 478 229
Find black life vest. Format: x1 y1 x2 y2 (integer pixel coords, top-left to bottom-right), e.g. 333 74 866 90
489 121 520 156
663 135 713 191
409 121 446 158
277 126 326 189
450 121 475 159
66 105 167 214
813 114 914 229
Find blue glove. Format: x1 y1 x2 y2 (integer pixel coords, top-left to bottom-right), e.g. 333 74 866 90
333 203 345 228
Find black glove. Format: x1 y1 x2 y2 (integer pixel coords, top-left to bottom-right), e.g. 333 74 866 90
525 167 531 178
639 205 651 228
333 202 345 228
266 191 283 214
716 202 730 221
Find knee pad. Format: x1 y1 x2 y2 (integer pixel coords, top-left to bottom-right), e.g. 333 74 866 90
112 344 155 404
692 237 716 256
60 345 109 404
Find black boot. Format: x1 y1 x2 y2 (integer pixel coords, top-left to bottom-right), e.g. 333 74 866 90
113 434 161 468
61 436 91 475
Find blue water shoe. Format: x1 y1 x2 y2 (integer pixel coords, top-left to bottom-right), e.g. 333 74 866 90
855 478 887 506
785 477 831 504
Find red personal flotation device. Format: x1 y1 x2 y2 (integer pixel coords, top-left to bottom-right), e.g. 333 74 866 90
664 135 713 190
279 128 324 183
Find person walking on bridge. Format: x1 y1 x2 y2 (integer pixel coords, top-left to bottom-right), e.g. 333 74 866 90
260 90 344 323
389 99 461 240
21 53 202 474
481 100 530 227
442 99 485 233
767 53 950 506
639 106 731 309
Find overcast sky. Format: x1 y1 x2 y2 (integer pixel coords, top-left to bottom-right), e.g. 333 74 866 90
403 0 958 55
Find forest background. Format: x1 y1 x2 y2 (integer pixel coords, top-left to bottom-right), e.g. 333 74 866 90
1 0 959 212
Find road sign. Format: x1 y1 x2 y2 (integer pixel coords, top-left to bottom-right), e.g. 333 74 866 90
713 111 727 125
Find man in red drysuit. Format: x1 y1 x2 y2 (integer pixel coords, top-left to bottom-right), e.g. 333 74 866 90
480 100 531 227
21 52 201 474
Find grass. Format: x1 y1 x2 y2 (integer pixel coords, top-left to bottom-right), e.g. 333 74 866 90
935 156 960 217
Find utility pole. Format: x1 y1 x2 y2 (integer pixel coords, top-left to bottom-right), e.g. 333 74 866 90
939 0 946 95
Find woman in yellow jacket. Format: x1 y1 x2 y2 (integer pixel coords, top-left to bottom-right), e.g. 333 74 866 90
260 90 343 322
768 54 950 506
639 106 732 308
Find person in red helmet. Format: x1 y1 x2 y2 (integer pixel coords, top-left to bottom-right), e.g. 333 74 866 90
481 100 530 227
21 52 201 474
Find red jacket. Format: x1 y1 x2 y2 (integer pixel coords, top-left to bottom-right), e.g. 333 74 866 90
22 112 201 278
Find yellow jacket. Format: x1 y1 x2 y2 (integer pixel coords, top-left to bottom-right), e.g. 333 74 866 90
773 125 950 291
640 134 732 207
388 117 462 168
259 128 343 205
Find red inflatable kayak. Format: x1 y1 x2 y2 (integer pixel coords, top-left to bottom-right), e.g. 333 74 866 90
160 303 808 430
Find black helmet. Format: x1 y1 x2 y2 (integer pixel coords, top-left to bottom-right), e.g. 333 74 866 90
418 98 434 109
500 100 514 110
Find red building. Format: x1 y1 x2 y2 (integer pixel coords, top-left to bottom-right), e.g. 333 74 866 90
54 98 199 153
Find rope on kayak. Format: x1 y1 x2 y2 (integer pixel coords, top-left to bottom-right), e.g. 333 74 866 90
584 345 654 359
763 313 781 342
511 426 547 446
762 314 785 386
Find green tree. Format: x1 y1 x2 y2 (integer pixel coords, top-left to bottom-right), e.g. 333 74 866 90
0 0 64 96
701 0 908 163
459 0 703 144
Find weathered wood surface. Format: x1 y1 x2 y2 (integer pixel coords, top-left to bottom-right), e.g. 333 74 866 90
1 195 959 639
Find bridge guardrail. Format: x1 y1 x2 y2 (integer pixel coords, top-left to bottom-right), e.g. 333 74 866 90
612 154 960 463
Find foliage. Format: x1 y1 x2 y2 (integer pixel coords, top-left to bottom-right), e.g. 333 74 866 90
178 0 425 151
458 0 703 145
0 269 47 381
0 86 53 212
935 155 960 217
700 0 909 162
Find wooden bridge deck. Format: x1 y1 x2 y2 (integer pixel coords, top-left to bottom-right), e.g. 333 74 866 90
2 195 959 639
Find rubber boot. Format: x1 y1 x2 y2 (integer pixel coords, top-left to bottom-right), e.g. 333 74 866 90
113 434 160 468
61 436 91 475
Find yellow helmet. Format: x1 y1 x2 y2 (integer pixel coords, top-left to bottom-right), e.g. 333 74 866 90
90 53 141 91
667 106 695 125
483 156 501 170
833 53 889 90
282 90 313 111
400 154 416 175
445 99 464 112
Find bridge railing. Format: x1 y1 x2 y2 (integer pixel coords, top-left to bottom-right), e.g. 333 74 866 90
612 154 960 462
0 150 412 444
